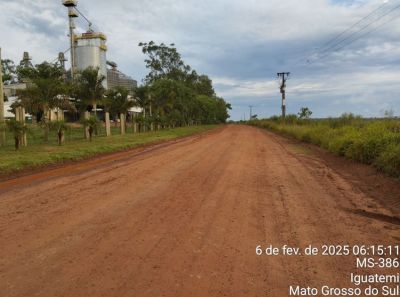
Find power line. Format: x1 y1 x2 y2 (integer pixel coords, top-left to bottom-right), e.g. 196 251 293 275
314 6 400 62
326 8 400 55
304 2 400 64
319 2 400 56
318 1 390 52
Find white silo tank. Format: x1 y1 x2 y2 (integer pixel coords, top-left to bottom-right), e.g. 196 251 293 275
74 30 108 88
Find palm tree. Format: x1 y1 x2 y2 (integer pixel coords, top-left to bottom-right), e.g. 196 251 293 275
75 67 106 122
82 116 99 142
134 86 151 132
134 114 145 133
6 119 28 150
104 87 135 134
49 120 70 145
16 62 74 142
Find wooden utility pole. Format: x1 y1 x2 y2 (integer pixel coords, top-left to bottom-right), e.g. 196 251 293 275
277 72 290 119
0 48 5 146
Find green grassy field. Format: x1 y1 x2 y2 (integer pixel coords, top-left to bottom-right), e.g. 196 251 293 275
249 115 400 178
0 124 217 174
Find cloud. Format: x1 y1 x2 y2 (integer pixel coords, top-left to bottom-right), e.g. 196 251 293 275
1 0 399 120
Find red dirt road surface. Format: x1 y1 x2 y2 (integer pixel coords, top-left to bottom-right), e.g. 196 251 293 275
0 125 399 297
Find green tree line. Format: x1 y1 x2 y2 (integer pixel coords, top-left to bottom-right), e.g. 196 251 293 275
136 41 231 126
1 42 230 148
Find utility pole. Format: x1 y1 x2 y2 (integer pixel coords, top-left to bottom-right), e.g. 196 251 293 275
0 48 5 145
249 105 253 120
277 72 290 119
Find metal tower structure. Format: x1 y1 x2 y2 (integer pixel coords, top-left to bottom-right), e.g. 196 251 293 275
63 0 78 80
58 52 68 70
19 52 33 68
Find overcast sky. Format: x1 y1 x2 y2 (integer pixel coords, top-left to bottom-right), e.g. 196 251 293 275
1 0 399 120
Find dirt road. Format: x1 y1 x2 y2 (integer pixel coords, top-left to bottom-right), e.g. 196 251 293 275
0 125 399 297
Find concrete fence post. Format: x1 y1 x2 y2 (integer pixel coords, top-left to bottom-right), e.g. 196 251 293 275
15 107 27 147
15 107 21 122
120 113 126 135
84 111 90 139
105 112 111 136
57 109 64 121
20 107 27 146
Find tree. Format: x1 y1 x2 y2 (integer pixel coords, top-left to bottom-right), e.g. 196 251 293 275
135 85 150 113
138 41 231 125
82 116 99 142
74 67 106 118
139 41 191 84
6 119 28 150
104 87 136 134
16 62 75 141
73 67 106 137
49 120 70 146
298 107 312 119
1 59 17 84
104 87 135 118
149 79 197 125
186 72 215 97
215 97 231 123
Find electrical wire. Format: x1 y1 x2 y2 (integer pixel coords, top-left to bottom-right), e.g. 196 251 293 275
299 2 393 65
323 9 400 56
304 2 400 64
318 1 390 51
318 2 400 56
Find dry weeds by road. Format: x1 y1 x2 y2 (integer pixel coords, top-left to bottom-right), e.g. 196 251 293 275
0 125 399 297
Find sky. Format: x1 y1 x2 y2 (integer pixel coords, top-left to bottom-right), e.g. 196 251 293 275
0 0 399 120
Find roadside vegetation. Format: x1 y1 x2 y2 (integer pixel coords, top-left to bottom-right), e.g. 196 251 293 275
2 41 230 136
0 42 229 173
249 111 400 178
0 125 215 174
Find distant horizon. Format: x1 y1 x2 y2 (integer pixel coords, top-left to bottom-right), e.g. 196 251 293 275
233 115 400 122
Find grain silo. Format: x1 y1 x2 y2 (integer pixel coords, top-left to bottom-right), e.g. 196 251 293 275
74 30 108 88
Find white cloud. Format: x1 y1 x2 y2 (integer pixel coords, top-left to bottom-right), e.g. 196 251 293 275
1 0 399 119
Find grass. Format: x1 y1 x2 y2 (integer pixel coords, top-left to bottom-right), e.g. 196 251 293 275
249 114 400 178
287 144 313 156
0 124 217 174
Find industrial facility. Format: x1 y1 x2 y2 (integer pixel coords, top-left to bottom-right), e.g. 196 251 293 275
63 0 137 91
107 61 137 92
2 0 139 120
75 31 109 87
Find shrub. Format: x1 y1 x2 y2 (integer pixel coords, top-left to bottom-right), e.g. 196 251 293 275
250 117 400 178
375 144 400 178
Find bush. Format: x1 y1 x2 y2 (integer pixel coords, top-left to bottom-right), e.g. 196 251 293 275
375 144 400 178
250 117 400 178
